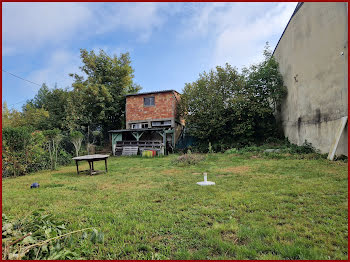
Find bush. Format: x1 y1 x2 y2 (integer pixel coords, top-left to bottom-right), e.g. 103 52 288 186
172 153 205 165
2 127 49 178
57 149 73 166
2 127 73 178
224 139 324 159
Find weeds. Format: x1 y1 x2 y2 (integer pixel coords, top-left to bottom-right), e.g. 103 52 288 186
172 153 205 166
2 212 103 260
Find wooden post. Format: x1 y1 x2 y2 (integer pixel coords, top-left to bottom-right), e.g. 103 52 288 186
328 116 348 160
88 161 92 175
105 158 108 173
132 132 143 141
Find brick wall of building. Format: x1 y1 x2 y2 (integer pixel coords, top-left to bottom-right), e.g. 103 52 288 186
126 91 178 123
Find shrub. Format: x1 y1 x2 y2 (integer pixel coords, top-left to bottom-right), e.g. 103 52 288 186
43 129 63 170
224 139 323 159
2 127 72 178
172 153 205 165
2 127 48 177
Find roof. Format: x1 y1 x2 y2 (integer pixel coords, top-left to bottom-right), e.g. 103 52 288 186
272 2 304 55
108 127 170 133
126 90 180 97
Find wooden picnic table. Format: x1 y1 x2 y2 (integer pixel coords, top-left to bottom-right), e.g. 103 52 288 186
72 154 109 175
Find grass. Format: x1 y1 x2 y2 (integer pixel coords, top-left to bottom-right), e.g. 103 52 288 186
2 153 348 259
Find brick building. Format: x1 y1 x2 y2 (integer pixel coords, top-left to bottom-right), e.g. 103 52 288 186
109 90 184 155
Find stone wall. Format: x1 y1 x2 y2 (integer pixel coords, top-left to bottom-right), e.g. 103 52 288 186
274 2 348 156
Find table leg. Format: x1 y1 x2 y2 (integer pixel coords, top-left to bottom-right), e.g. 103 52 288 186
105 159 108 173
88 161 92 175
75 160 79 174
92 161 94 171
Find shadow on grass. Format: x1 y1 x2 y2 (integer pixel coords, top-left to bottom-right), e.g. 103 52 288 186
51 170 108 178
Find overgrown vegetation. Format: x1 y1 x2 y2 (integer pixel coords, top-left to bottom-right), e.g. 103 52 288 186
2 127 71 178
2 212 103 260
2 154 347 259
179 44 287 151
2 49 141 177
172 151 205 165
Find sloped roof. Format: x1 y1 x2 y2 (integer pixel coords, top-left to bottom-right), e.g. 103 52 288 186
126 90 180 97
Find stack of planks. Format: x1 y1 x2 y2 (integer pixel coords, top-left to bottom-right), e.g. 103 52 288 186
122 146 139 156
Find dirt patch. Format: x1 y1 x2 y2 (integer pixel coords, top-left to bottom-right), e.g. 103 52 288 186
149 234 173 243
192 172 201 175
216 174 233 178
221 231 238 243
250 155 261 159
219 166 251 174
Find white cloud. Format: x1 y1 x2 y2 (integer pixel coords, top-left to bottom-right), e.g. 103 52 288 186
27 49 81 90
181 2 297 70
2 2 93 55
93 3 168 42
2 2 172 56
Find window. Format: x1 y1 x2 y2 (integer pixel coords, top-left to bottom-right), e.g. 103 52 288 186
131 123 141 129
144 96 155 106
131 123 148 129
152 120 172 127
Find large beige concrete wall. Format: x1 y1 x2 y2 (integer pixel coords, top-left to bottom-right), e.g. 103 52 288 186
274 2 348 156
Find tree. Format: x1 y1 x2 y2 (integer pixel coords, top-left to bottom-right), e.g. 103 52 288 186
21 104 49 130
70 131 84 157
2 102 24 128
43 129 63 170
26 84 70 131
179 44 286 151
179 63 244 150
69 49 141 140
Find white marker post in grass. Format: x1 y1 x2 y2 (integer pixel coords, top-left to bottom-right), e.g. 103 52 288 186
197 172 215 186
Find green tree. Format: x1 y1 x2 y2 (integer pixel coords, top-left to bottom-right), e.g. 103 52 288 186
2 102 23 128
179 44 286 151
69 49 141 140
26 84 70 131
179 63 244 150
21 104 49 130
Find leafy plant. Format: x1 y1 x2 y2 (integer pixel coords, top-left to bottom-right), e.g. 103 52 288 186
2 127 50 177
2 211 103 260
43 129 63 170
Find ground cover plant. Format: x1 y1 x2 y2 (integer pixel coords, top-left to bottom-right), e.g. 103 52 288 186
2 153 347 259
2 212 103 260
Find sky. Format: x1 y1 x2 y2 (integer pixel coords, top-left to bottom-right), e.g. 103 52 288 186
2 2 298 111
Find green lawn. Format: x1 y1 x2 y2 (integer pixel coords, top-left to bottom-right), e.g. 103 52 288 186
2 153 348 259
